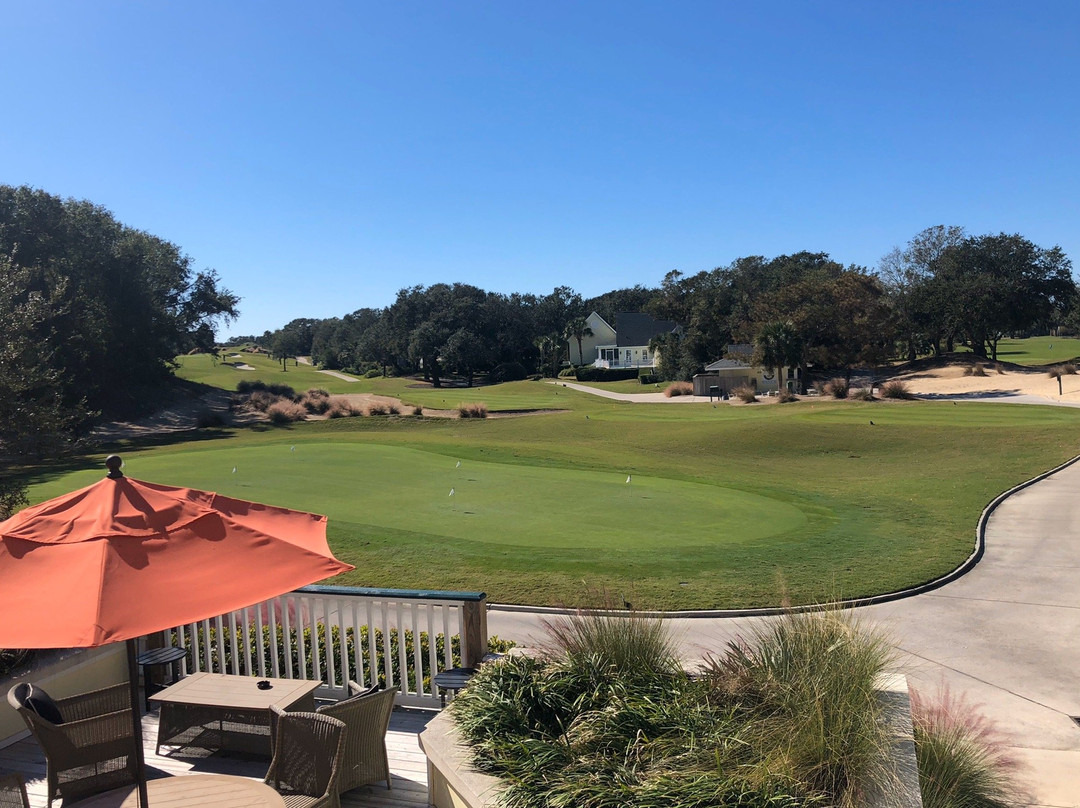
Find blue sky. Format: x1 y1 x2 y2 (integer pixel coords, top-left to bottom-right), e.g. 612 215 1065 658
3 1 1078 338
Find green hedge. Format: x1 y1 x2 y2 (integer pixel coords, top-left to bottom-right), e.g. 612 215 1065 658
574 366 639 382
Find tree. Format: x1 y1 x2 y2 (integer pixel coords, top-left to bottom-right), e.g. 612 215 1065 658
563 317 594 366
0 185 239 417
753 322 804 393
534 335 560 378
935 234 1075 359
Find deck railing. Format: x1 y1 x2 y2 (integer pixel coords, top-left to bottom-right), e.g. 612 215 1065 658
158 586 487 708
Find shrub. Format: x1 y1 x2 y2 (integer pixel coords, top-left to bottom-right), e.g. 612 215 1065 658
246 390 281 412
910 685 1022 808
812 380 828 396
387 403 401 415
733 385 758 403
706 610 898 807
777 389 798 403
1049 363 1077 379
1065 363 1078 375
266 399 307 424
557 367 577 379
972 364 988 377
574 366 639 382
300 388 331 414
366 402 389 416
881 380 915 399
638 373 658 385
849 387 875 401
411 405 424 416
664 381 693 397
364 368 382 378
326 397 363 418
458 402 488 419
824 378 849 399
195 409 224 428
490 361 529 383
542 609 682 685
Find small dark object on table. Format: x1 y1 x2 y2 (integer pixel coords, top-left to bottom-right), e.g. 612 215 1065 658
257 680 272 690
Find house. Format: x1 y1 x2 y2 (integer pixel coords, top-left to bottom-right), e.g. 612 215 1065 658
570 311 680 369
691 344 801 396
567 311 617 365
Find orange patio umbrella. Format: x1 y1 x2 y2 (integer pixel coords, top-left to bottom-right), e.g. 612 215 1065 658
0 455 354 806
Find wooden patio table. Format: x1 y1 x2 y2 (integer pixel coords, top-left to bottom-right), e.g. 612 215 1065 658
71 774 286 807
150 672 322 757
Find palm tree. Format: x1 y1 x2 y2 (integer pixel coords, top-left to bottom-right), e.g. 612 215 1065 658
534 334 559 378
754 321 804 393
563 317 594 366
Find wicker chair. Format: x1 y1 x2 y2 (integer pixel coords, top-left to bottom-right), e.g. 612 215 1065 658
265 706 345 808
7 682 139 808
0 774 30 808
315 682 396 792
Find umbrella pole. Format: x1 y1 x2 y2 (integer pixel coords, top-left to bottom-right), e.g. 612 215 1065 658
126 638 150 808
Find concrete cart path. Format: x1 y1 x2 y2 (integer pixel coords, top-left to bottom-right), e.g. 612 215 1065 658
550 379 713 403
490 460 1080 807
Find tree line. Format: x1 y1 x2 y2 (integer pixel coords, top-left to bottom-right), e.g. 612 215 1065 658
258 226 1077 386
0 185 238 515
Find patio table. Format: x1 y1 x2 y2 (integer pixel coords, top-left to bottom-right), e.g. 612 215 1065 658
70 774 285 807
150 672 321 756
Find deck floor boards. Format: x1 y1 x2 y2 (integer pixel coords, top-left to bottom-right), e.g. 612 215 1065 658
0 707 435 807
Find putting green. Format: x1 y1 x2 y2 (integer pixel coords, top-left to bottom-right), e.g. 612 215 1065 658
39 445 807 553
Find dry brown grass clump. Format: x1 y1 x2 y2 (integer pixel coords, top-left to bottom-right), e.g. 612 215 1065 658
733 385 758 403
1049 363 1078 378
266 399 307 424
849 387 875 401
964 363 988 377
880 380 915 400
300 388 331 414
412 405 424 416
664 381 693 397
458 402 489 418
246 390 282 412
823 378 849 399
777 389 798 403
365 402 390 416
326 397 363 418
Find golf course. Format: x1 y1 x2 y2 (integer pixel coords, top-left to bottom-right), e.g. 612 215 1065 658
21 351 1080 611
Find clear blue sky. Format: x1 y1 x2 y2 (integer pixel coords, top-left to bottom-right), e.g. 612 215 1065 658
3 1 1078 338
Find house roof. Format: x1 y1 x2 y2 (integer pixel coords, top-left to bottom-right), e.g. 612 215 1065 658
724 343 754 358
704 358 752 371
614 312 679 348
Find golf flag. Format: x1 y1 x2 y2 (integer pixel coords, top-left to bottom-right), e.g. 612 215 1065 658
232 466 237 474
626 475 632 484
291 445 295 452
456 461 461 468
449 488 455 497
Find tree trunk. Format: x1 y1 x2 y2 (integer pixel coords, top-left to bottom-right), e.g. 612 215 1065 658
576 336 584 366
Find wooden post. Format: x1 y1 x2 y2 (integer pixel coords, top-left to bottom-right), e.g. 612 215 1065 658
460 596 487 669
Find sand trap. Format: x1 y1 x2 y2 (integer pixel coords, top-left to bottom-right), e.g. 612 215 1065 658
894 363 1080 404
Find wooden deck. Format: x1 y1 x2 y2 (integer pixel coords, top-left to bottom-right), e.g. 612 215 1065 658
0 707 435 808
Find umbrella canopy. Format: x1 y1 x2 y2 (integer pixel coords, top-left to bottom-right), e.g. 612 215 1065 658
0 458 354 647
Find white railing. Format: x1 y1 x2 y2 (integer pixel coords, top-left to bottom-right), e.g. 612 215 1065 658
158 586 488 708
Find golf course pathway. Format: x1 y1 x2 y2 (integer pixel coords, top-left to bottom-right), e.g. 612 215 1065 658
489 458 1080 807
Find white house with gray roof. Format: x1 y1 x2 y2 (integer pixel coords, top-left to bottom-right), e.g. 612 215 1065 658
570 311 680 369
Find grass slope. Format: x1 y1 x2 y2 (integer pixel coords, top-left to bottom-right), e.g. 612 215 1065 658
955 335 1080 366
30 393 1080 610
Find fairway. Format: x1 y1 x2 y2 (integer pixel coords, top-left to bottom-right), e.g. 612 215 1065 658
26 389 1080 610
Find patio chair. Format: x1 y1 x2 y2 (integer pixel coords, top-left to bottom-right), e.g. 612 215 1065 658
7 682 138 807
315 682 396 792
0 774 30 808
265 706 345 808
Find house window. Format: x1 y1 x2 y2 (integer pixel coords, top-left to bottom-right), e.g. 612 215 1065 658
625 350 632 364
642 351 650 363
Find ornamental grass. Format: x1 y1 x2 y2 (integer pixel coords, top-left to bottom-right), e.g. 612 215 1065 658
452 608 909 808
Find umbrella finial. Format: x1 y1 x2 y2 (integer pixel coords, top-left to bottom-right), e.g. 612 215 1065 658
105 455 124 479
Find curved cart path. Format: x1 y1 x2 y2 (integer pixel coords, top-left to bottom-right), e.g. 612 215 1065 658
490 460 1080 807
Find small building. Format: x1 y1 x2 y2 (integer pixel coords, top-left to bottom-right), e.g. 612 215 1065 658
692 345 800 396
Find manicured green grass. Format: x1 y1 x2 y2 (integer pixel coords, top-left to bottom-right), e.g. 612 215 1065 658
955 336 1080 366
29 392 1080 610
177 353 581 411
